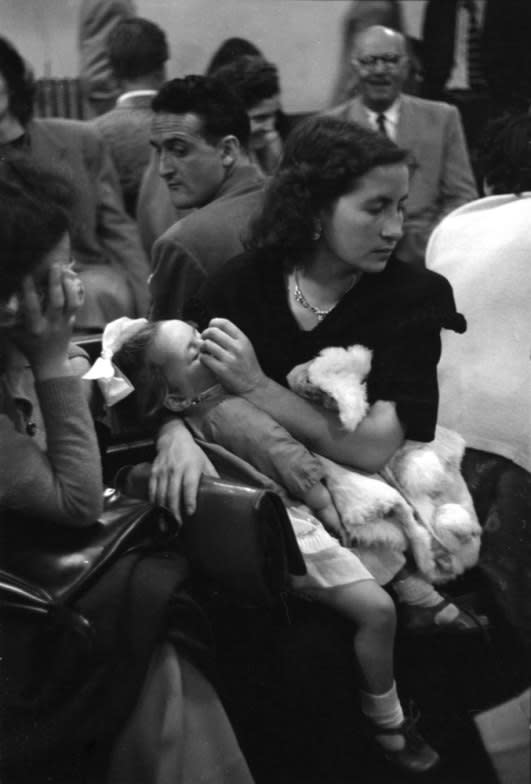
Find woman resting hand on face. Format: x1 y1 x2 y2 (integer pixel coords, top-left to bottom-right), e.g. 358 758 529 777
0 155 102 525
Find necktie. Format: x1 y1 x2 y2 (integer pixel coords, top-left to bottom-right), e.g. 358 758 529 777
376 113 388 137
464 0 486 90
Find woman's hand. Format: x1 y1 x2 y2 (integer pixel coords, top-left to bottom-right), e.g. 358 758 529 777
150 419 219 523
200 318 268 395
10 264 84 380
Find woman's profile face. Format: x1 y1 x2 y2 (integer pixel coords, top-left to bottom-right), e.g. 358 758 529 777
318 162 409 274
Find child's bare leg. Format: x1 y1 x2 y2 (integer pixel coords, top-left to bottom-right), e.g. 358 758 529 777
318 580 396 693
308 579 440 771
310 580 406 750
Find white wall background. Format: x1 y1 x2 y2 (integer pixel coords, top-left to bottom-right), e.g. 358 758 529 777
0 0 364 112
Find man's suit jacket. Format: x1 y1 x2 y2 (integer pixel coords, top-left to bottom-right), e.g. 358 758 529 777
27 118 149 315
93 92 154 215
422 0 531 113
328 94 477 264
78 0 136 115
150 165 264 319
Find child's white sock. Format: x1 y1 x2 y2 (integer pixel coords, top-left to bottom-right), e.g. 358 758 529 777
393 573 459 623
360 682 405 751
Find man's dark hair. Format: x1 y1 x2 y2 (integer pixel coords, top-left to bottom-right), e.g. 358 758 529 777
107 17 169 81
210 55 280 110
205 37 262 76
249 115 409 262
478 113 531 194
0 153 73 301
0 37 35 125
152 75 251 149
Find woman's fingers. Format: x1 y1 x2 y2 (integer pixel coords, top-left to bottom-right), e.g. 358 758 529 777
45 263 66 312
62 271 85 315
20 275 42 328
200 337 231 360
201 325 236 352
207 317 242 338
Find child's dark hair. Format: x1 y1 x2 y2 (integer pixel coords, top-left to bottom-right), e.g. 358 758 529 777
112 322 168 426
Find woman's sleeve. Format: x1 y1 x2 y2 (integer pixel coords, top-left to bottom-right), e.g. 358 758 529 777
370 275 466 443
0 376 103 525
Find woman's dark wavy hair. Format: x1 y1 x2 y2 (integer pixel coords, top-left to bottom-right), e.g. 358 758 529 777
112 322 169 427
0 153 73 301
248 115 409 264
478 113 531 195
0 36 36 125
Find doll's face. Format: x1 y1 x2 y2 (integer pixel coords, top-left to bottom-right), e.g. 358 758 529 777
148 320 215 401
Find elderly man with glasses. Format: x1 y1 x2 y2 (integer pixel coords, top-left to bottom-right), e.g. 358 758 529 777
328 25 477 266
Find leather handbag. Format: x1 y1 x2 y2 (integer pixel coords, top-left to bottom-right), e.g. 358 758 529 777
0 487 178 636
0 489 190 769
184 476 306 607
116 465 306 607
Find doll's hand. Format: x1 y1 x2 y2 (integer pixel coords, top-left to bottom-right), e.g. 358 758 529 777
303 482 343 538
200 318 268 395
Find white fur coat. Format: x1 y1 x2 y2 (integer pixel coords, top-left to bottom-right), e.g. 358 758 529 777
288 346 482 585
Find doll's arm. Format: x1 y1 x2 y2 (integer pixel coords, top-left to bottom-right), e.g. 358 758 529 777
186 394 326 505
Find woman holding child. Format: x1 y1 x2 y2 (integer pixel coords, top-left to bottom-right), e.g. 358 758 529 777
93 115 480 776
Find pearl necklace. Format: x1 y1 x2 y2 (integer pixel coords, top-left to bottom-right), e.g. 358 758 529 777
292 270 357 322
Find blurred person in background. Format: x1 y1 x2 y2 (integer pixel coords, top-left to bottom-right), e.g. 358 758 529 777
0 36 150 330
211 55 283 175
93 16 169 216
329 25 477 266
79 0 136 117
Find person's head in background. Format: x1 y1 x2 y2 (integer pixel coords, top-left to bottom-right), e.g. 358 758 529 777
107 17 169 93
0 153 78 340
211 55 281 157
205 37 262 76
478 114 531 195
150 74 250 210
0 36 35 142
351 25 409 113
249 114 409 271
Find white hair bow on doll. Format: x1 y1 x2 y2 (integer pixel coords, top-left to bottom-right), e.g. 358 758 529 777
82 317 148 406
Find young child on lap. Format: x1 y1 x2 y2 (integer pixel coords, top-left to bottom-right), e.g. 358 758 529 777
85 316 440 776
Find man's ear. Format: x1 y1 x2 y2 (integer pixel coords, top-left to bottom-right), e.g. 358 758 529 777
218 135 240 168
164 392 191 413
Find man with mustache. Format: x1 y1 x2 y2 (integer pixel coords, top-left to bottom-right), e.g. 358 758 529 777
329 25 477 266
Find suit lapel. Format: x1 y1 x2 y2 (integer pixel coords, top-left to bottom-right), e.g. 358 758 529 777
396 96 416 150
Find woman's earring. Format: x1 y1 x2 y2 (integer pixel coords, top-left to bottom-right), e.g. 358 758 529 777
312 221 322 241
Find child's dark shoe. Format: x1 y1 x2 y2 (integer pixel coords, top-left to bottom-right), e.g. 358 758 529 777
399 598 490 634
367 711 441 775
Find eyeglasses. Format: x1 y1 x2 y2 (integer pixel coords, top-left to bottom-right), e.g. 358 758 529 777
353 54 404 70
